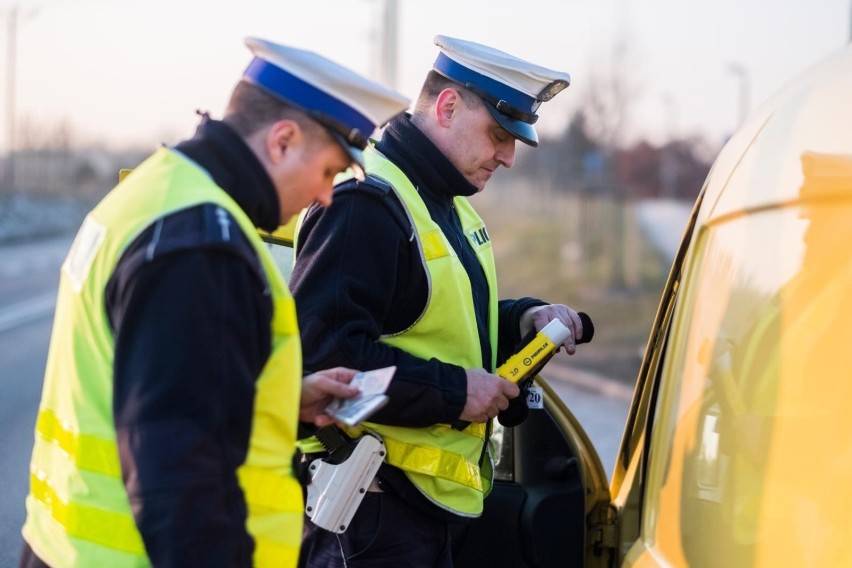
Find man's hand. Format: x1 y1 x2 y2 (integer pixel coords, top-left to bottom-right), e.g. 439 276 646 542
459 369 520 423
300 367 360 427
520 304 584 354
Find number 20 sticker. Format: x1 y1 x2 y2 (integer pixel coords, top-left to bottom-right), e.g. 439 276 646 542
526 386 544 409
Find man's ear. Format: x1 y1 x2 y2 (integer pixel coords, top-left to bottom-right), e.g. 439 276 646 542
267 119 301 163
435 88 462 128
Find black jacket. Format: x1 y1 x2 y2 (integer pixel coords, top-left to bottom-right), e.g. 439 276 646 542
290 114 544 519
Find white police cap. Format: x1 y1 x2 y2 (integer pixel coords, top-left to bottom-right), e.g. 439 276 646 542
432 35 571 147
243 37 410 172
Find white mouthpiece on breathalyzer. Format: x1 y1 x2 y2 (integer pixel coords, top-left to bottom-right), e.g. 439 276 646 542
540 319 572 346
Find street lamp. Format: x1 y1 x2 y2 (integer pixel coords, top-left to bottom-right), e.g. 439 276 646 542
365 0 398 89
727 62 750 129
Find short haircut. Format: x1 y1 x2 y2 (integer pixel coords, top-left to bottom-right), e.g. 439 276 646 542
412 70 481 116
224 80 328 145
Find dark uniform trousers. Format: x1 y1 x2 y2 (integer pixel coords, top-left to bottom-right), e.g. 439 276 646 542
299 490 453 568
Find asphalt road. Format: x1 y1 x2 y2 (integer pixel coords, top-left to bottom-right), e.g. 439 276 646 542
0 235 67 568
0 235 631 566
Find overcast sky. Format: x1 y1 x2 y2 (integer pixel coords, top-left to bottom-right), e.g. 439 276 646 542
2 0 849 152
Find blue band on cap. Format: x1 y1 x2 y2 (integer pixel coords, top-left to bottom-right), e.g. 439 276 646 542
433 52 537 116
243 57 375 144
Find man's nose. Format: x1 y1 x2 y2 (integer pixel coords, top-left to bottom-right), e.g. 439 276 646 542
496 138 516 168
316 184 334 208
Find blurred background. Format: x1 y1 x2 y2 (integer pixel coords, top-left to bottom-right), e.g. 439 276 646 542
1 2 850 561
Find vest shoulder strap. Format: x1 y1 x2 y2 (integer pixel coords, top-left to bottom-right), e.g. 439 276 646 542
332 174 413 239
115 203 266 288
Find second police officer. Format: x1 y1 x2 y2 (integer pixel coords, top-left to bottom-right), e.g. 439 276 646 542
292 36 589 567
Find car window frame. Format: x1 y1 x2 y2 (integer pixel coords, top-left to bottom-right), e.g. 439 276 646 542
610 187 706 560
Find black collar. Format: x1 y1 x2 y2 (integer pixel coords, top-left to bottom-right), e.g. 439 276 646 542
375 114 478 203
173 116 280 231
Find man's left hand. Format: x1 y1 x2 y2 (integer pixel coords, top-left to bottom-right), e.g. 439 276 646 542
519 304 584 355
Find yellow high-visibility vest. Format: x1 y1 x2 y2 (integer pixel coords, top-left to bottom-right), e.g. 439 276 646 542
23 148 304 567
300 147 499 517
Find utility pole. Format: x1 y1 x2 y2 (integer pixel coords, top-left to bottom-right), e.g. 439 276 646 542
3 6 36 192
4 6 19 190
378 0 398 89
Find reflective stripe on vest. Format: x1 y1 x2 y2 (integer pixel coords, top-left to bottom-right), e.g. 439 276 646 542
380 430 484 490
28 472 145 556
36 408 120 477
23 148 303 568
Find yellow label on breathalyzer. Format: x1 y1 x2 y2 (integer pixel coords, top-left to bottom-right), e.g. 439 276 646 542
497 335 558 383
496 320 572 384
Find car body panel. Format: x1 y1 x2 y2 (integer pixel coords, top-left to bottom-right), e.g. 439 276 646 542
452 376 613 568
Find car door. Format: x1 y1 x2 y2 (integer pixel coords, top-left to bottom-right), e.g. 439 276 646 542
451 379 614 568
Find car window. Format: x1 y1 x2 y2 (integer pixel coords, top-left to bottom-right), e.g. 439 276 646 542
637 197 852 566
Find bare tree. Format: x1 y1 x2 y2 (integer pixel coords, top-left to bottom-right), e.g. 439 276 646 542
577 40 640 157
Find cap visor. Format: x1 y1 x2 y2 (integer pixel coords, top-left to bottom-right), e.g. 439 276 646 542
484 104 539 147
330 132 366 181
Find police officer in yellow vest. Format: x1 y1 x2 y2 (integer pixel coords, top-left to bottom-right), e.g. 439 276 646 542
291 36 587 567
19 38 408 568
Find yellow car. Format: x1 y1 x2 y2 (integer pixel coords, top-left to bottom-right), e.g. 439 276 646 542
263 43 852 567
